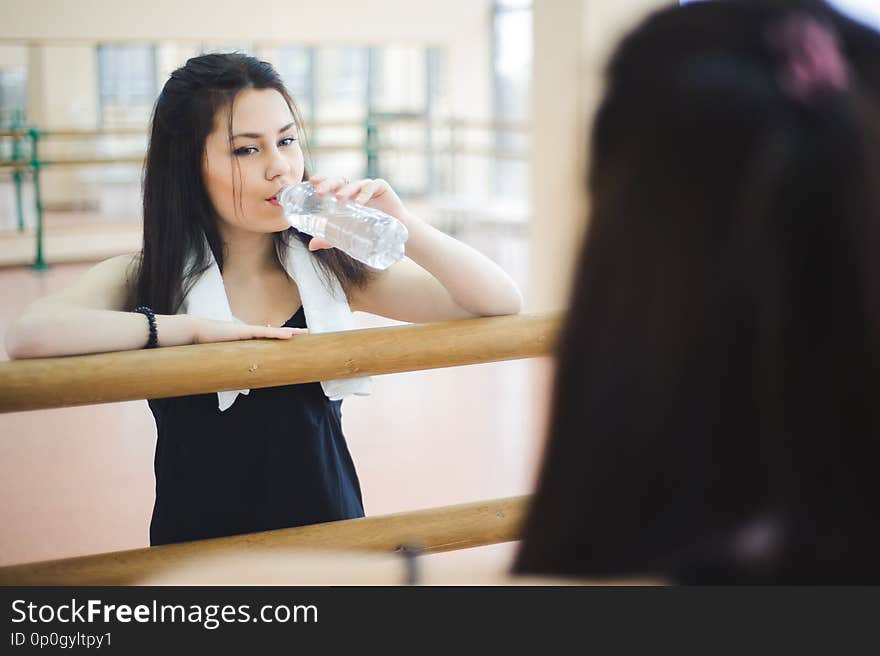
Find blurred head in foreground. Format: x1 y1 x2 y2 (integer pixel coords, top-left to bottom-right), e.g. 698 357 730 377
515 0 880 583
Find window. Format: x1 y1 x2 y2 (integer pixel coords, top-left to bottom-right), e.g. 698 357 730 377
491 0 532 197
276 47 315 120
682 0 880 29
97 45 158 128
0 67 27 129
308 47 370 180
827 0 880 29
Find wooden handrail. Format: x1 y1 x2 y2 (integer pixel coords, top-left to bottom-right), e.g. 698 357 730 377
0 120 529 140
0 146 529 171
0 128 147 138
0 495 530 585
0 313 559 413
0 156 145 168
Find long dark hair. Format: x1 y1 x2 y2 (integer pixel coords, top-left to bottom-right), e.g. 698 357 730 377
514 0 880 582
130 52 371 314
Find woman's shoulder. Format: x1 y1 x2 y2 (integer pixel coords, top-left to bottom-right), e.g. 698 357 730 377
51 251 142 311
86 251 141 294
98 252 141 277
68 252 140 282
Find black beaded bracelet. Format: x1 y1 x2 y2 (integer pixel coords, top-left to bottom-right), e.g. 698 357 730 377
133 306 158 349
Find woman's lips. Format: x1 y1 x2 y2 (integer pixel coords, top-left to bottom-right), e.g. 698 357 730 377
267 197 281 207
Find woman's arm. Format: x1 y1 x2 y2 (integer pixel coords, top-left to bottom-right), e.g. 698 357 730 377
307 176 523 323
5 253 300 359
351 218 523 322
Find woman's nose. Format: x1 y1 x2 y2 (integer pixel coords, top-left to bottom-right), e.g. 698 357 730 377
265 147 290 180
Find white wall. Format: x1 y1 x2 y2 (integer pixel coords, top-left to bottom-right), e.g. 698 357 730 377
528 0 674 313
2 0 488 48
2 0 494 209
26 45 101 207
0 44 27 68
4 0 495 123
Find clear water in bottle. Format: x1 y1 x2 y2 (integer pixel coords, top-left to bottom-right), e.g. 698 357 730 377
278 182 408 270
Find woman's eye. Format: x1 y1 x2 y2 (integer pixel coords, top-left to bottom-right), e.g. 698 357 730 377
233 146 259 156
279 136 297 147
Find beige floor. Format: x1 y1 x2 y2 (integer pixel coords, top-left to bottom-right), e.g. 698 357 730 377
0 223 553 576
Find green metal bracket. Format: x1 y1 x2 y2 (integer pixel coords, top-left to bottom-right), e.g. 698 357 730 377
11 110 27 232
365 116 377 180
29 127 48 271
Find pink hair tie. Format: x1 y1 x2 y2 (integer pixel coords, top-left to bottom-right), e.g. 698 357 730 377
767 14 850 103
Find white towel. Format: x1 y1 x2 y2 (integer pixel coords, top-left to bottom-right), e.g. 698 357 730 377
179 234 372 411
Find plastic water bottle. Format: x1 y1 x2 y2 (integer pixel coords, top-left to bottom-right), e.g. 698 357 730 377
278 182 408 270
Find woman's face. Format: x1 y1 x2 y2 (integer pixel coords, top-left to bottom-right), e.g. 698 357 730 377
202 87 304 235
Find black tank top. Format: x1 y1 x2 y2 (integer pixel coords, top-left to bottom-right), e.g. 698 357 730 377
147 306 365 546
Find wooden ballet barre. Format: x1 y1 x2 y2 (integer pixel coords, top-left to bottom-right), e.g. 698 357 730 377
0 128 147 139
0 495 530 586
0 313 560 413
0 120 529 141
25 156 145 167
0 146 528 171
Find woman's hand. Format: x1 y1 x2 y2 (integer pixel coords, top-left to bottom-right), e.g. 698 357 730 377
305 175 413 252
188 316 307 345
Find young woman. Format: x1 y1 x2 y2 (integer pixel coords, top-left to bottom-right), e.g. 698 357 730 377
6 53 522 545
514 0 880 583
